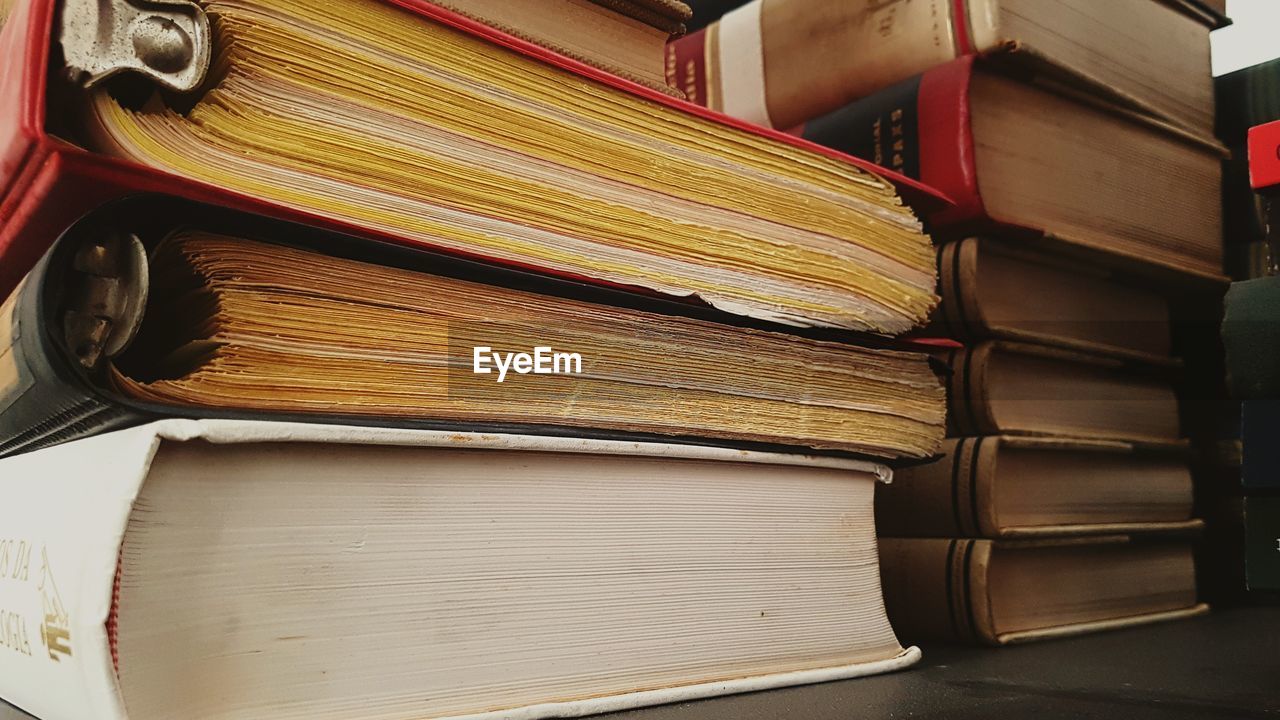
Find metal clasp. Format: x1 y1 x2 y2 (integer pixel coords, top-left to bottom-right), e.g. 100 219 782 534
62 233 150 370
60 0 211 93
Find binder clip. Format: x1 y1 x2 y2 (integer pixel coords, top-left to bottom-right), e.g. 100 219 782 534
59 0 211 92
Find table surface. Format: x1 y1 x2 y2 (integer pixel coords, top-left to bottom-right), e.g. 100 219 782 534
4 606 1277 719
601 606 1280 720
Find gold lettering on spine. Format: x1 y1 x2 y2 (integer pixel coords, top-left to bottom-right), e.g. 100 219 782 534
931 0 946 51
0 539 34 659
0 610 31 657
0 542 72 662
890 108 905 173
873 0 901 38
38 548 72 661
664 44 677 89
0 539 30 582
872 118 883 166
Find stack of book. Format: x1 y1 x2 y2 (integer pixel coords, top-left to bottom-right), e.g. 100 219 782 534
0 0 956 718
672 0 1228 644
1217 56 1280 279
1189 62 1280 605
1218 118 1280 595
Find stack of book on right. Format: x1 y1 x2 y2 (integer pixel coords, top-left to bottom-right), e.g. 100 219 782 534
671 0 1229 645
1218 119 1280 595
875 250 1210 644
858 0 1227 645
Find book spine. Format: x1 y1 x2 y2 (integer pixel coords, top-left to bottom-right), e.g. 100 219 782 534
0 428 160 720
1244 496 1280 591
1214 58 1280 143
1242 400 1280 491
0 250 138 458
943 344 996 437
665 26 715 109
934 238 986 340
665 0 987 130
791 57 987 226
877 537 995 644
1224 277 1280 399
876 437 993 537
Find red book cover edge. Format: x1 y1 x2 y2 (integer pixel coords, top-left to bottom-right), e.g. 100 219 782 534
0 0 954 301
1248 119 1280 192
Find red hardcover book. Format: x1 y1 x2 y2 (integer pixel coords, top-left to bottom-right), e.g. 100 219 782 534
0 0 948 308
790 56 1226 284
1249 119 1280 192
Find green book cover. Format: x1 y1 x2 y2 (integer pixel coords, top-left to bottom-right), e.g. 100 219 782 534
1245 496 1280 591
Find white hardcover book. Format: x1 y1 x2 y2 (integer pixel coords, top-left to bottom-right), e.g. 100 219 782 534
0 420 918 720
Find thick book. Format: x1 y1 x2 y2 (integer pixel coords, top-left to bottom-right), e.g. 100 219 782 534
0 419 919 719
0 200 944 460
666 0 1219 134
934 237 1174 363
941 341 1181 443
877 436 1199 538
878 535 1208 645
1223 276 1280 399
0 0 947 335
793 57 1226 283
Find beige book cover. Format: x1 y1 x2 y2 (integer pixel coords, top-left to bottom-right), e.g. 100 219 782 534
0 419 918 720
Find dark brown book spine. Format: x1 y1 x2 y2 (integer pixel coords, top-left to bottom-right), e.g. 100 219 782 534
878 537 994 645
943 345 996 437
877 437 993 537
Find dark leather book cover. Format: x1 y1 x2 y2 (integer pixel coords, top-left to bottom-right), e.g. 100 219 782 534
1216 57 1280 143
0 246 140 457
1245 496 1280 591
794 58 986 230
1224 278 1280 399
1242 400 1280 490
